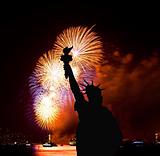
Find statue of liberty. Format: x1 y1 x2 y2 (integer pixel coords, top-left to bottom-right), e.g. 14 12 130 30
61 46 122 156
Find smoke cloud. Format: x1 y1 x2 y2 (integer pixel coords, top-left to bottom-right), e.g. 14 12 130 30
97 51 160 141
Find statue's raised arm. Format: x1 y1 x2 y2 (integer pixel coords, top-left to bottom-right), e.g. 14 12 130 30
60 46 84 103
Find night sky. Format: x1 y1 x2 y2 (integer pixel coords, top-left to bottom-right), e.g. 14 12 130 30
1 2 160 141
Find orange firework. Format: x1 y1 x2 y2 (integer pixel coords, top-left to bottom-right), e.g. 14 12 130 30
29 25 104 129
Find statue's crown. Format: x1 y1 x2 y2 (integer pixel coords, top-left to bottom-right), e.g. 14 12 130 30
81 80 104 95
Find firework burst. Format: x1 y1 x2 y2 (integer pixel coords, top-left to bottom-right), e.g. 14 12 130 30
53 25 103 72
29 25 104 129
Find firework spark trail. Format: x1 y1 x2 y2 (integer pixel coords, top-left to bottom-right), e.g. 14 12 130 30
29 25 104 130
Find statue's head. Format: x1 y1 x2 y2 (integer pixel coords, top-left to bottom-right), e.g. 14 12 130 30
81 80 104 106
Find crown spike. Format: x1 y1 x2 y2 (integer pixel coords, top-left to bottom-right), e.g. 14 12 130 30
84 79 89 85
92 80 94 85
97 84 101 87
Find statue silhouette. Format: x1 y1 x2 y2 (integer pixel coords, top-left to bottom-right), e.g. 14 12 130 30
61 46 122 156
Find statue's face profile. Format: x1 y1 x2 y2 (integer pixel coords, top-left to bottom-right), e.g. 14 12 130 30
86 89 103 106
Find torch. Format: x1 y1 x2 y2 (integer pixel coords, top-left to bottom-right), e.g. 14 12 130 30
60 46 73 79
